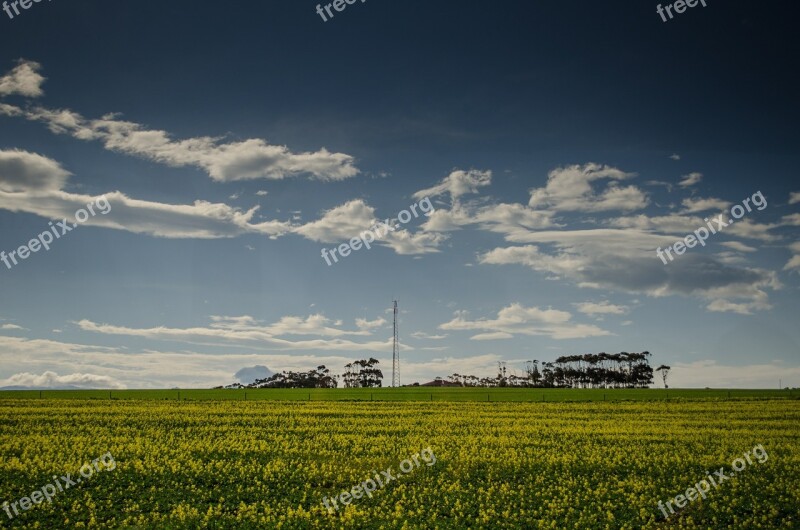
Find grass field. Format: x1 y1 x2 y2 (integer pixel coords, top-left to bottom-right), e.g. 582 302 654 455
0 387 794 402
0 397 798 529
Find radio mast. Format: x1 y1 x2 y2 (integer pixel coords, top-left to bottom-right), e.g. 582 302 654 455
392 300 400 387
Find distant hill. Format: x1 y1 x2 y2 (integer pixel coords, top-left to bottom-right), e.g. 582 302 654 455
234 365 275 385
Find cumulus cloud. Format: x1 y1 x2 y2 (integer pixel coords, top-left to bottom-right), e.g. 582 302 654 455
439 303 611 340
413 170 557 242
0 149 71 192
381 228 447 255
528 163 647 212
413 165 784 314
293 200 376 243
355 317 387 331
0 60 45 97
293 198 444 255
479 229 780 314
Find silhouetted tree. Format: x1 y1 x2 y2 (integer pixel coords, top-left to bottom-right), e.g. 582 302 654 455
656 365 671 389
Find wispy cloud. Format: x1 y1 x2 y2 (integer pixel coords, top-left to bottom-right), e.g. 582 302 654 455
678 172 702 187
0 61 359 182
439 303 611 340
76 313 397 351
0 370 126 389
574 301 629 316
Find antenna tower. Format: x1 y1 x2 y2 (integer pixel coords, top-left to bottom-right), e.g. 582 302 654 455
392 300 400 387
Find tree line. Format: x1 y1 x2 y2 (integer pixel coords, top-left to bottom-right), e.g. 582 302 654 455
219 358 384 389
217 351 663 389
447 352 656 388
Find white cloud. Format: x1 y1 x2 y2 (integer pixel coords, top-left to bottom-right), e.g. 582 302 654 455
789 192 800 205
669 154 681 161
574 301 629 316
784 242 800 272
9 105 360 182
782 213 800 227
293 198 445 255
256 190 268 196
680 197 731 214
0 60 45 97
410 331 448 340
469 332 514 341
678 172 702 187
784 255 800 271
0 149 71 192
720 241 757 253
0 61 358 182
293 199 376 243
479 229 780 314
412 169 492 203
0 371 126 389
725 219 781 242
0 188 293 239
355 317 387 331
76 314 395 351
670 360 800 388
0 335 369 388
0 323 25 330
381 228 447 255
472 202 557 239
412 170 557 244
607 213 704 234
0 149 296 239
439 303 611 340
528 163 647 212
0 150 444 250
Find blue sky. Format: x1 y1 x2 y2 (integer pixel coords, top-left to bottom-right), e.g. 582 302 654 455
0 1 798 389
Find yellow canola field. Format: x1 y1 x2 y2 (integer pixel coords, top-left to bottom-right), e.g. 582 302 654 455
0 399 797 529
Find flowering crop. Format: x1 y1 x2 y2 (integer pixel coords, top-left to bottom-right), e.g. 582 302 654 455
0 399 797 528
